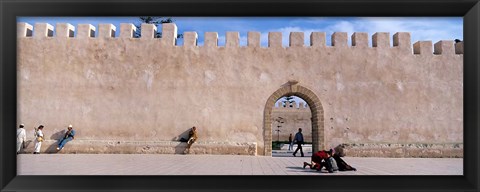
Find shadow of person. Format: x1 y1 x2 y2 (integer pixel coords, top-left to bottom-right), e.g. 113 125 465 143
174 142 188 154
286 166 309 170
286 166 326 173
172 129 192 154
45 130 66 154
19 140 33 154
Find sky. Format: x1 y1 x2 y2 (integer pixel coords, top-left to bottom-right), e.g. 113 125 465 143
18 16 463 105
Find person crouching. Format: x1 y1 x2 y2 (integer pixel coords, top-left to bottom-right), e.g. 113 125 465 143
303 149 339 173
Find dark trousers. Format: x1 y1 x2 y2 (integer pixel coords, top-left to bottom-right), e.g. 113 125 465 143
293 143 304 157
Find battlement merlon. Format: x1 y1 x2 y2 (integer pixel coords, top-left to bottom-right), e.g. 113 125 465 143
226 32 240 47
373 32 390 48
99 24 116 38
17 22 33 37
56 23 75 37
120 23 136 38
16 22 464 54
77 24 95 38
141 23 157 39
183 32 198 47
352 32 368 47
34 23 53 38
162 23 177 46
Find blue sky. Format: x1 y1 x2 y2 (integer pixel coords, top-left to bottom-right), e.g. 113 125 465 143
18 17 463 105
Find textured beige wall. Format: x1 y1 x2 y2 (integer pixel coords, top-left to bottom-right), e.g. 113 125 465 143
17 22 463 156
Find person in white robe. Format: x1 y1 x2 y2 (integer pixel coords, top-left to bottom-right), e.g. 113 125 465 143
33 125 44 154
16 124 27 154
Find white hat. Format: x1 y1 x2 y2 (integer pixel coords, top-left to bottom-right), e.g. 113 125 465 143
68 124 73 128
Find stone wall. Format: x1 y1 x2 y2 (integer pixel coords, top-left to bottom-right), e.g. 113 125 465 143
17 22 463 157
271 101 312 142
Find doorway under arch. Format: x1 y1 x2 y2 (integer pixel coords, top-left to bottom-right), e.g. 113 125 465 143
263 82 325 156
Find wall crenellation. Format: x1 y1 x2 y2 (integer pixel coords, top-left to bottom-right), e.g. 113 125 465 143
274 101 310 110
17 22 464 55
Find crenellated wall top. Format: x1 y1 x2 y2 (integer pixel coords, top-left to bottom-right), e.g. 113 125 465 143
17 22 464 55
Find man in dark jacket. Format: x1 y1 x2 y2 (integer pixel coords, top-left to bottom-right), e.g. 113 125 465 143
292 128 304 157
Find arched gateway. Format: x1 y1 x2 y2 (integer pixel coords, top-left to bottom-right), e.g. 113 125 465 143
263 81 325 156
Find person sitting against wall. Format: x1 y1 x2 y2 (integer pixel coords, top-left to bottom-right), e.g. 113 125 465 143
180 126 198 154
332 144 357 171
56 124 75 151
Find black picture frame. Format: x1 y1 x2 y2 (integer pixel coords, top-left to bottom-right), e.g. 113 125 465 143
1 0 479 191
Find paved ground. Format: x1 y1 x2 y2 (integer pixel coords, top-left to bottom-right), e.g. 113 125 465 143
17 152 463 175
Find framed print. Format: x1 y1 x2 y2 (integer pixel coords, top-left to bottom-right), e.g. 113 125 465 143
1 0 479 192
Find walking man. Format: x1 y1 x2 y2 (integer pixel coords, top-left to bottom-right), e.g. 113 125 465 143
57 124 75 151
292 128 304 157
16 124 27 154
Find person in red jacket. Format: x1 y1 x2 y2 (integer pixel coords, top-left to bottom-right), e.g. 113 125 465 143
303 149 331 171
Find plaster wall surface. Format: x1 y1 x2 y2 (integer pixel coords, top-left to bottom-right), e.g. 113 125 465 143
17 23 463 157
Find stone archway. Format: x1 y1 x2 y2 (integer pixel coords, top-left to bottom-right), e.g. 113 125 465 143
263 81 325 156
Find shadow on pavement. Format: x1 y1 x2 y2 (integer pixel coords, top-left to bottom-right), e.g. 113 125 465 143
173 128 192 154
46 130 66 154
286 166 328 174
286 166 305 170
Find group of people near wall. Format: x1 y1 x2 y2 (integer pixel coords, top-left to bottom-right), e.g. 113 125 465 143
16 124 198 155
18 123 354 173
303 147 357 173
288 127 357 173
16 124 76 154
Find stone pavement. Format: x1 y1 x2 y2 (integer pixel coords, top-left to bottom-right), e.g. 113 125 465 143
17 153 462 175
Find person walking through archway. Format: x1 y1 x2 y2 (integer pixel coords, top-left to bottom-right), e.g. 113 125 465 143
292 128 304 157
288 133 293 151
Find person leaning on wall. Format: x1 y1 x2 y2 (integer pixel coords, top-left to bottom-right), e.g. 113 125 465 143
57 124 76 151
184 126 198 154
332 144 357 171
